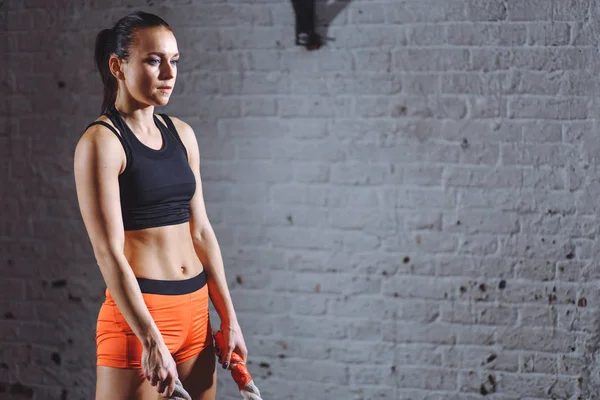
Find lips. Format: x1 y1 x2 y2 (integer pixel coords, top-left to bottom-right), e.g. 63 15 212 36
158 86 172 90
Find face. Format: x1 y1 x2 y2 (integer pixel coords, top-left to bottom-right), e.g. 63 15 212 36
111 26 179 107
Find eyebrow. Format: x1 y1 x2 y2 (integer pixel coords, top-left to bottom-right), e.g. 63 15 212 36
146 52 180 57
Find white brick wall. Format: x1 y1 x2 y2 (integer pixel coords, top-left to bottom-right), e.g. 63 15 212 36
2 0 600 399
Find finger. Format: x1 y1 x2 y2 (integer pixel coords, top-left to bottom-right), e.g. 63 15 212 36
158 375 170 395
223 349 232 369
151 373 159 387
159 368 168 381
168 377 176 397
143 364 152 381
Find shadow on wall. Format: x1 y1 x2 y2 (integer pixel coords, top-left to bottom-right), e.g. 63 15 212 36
315 0 352 48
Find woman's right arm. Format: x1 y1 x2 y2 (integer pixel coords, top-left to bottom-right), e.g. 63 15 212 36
74 127 179 397
74 126 178 396
74 126 163 348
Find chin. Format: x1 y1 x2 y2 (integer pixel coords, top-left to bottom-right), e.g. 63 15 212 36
153 98 170 107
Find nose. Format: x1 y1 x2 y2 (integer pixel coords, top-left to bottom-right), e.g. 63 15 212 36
160 62 176 80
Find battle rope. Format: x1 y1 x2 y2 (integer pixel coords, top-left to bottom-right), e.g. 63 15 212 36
169 330 263 399
213 330 263 400
170 377 192 400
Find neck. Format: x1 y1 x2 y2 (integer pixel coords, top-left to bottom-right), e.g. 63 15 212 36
112 99 157 134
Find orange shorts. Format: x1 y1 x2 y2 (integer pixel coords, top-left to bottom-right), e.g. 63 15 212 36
96 270 212 369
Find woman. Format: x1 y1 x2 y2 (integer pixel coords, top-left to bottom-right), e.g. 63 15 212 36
73 11 247 399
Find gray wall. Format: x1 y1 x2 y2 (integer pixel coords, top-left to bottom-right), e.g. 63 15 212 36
2 0 600 399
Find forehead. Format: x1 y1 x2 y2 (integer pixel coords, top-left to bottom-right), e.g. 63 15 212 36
131 26 178 56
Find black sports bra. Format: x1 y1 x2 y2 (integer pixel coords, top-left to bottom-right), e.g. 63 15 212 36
85 105 196 231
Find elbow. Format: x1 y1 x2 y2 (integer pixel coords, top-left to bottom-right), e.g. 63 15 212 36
191 230 206 244
191 225 210 244
92 241 124 266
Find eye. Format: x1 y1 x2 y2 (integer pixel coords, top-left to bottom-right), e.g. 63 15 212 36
147 58 160 65
171 59 180 65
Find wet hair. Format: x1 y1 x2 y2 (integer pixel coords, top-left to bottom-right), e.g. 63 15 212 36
94 11 172 114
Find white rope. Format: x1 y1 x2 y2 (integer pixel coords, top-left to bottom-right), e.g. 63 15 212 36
240 380 263 400
169 377 192 400
167 329 265 399
212 329 265 400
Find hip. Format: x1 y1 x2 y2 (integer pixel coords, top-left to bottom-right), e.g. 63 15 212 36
101 270 209 331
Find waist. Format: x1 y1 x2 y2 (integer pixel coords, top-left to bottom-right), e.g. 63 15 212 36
105 270 207 300
123 222 200 272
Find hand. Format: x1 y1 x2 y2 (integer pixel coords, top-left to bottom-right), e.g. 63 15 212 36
217 322 248 369
141 340 179 398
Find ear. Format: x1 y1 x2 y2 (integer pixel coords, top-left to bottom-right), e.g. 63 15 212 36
108 55 126 81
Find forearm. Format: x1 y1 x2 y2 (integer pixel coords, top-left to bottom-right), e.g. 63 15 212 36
191 225 238 327
96 252 164 347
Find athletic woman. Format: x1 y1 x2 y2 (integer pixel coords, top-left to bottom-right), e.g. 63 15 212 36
73 11 247 399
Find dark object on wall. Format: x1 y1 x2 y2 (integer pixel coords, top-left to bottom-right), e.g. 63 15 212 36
291 0 322 50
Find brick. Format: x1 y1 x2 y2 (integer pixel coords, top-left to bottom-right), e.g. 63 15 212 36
527 22 571 46
447 23 526 46
445 347 518 371
330 119 396 140
507 0 553 21
352 96 391 117
324 25 406 48
278 96 352 117
241 97 277 117
219 27 286 50
444 166 524 188
393 48 471 71
329 296 396 319
397 187 457 209
271 138 347 162
328 72 402 95
459 142 499 164
468 96 507 118
395 367 457 390
386 0 466 23
405 24 447 46
220 72 290 94
465 0 508 21
441 72 520 96
512 47 591 71
331 162 398 185
502 143 576 166
437 256 514 278
497 374 579 398
330 206 395 232
328 73 402 95
552 0 590 21
350 3 386 24
441 120 521 142
509 97 588 120
401 73 440 95
520 352 558 374
265 205 329 228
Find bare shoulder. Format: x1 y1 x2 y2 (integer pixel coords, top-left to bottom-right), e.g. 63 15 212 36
75 117 126 171
160 115 199 160
78 116 122 146
166 115 196 142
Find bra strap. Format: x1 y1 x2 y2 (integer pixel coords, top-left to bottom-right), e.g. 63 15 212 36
85 121 131 168
158 114 188 159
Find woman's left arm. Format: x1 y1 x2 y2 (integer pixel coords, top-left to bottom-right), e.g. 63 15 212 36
170 117 247 368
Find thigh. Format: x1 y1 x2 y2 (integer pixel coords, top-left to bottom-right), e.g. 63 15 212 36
177 344 217 400
95 366 142 400
96 366 168 400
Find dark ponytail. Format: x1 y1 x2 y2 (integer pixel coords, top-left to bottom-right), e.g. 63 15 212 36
93 11 172 114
